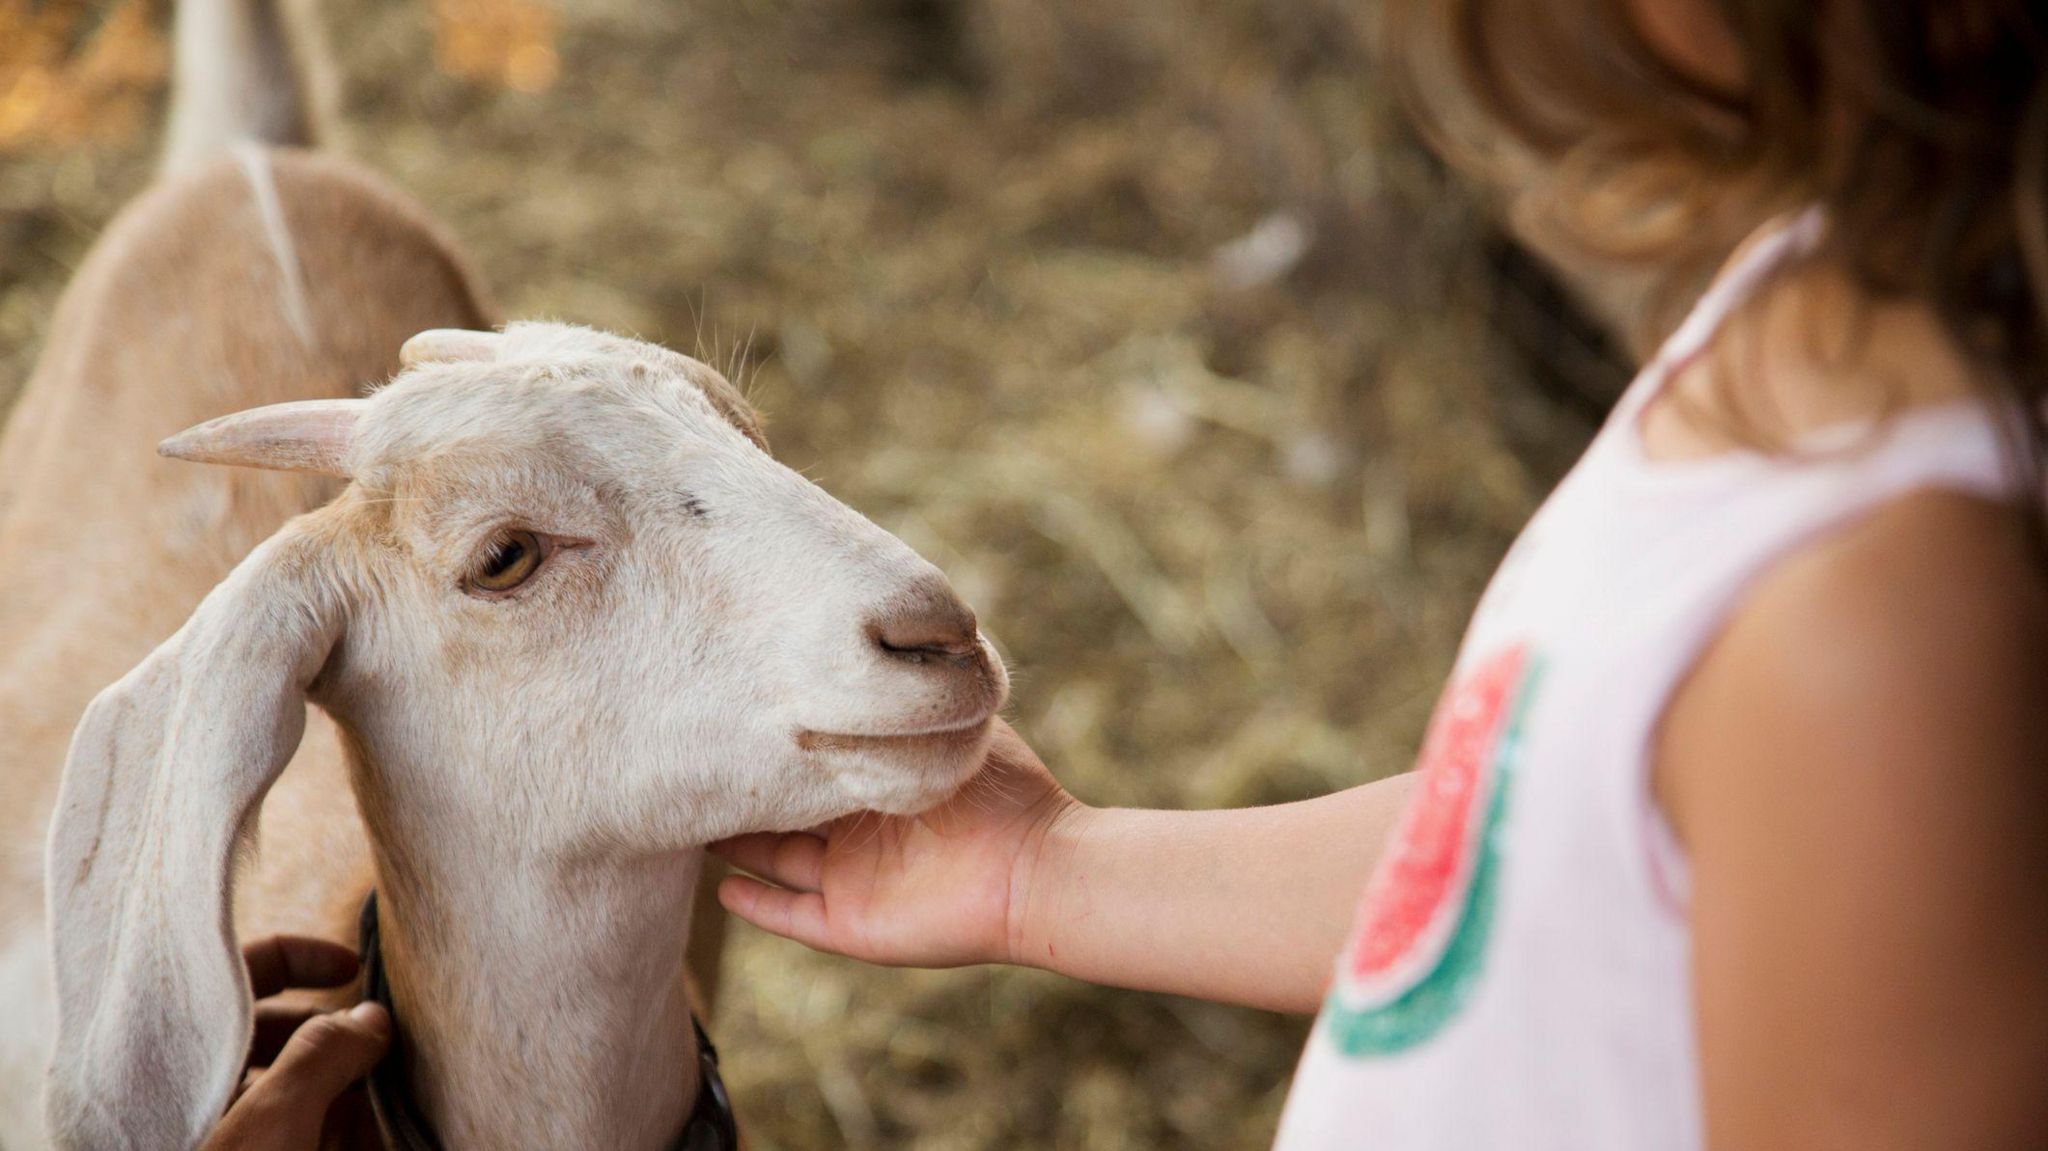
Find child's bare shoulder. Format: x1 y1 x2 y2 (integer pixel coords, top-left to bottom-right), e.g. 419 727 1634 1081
1742 490 2046 713
1661 487 2048 858
1668 490 2048 1131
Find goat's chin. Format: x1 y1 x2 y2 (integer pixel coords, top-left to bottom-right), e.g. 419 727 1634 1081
815 717 996 815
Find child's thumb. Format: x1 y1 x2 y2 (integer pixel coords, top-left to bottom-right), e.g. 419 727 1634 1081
257 1002 392 1103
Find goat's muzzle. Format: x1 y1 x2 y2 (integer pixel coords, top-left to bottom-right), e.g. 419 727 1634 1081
868 579 985 672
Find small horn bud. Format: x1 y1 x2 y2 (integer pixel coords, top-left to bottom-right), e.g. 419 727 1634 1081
401 329 502 366
159 399 363 476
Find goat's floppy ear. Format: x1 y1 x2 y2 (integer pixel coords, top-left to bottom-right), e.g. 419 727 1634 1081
158 398 362 476
44 528 344 1150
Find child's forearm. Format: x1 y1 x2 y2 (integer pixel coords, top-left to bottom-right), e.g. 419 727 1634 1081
1011 772 1416 1014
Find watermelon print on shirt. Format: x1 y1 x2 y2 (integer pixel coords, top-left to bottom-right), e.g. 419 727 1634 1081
1323 644 1543 1057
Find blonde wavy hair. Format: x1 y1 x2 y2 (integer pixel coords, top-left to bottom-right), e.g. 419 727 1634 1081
1391 0 2048 490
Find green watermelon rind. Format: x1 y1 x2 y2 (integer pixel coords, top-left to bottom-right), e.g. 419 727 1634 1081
1322 658 1544 1059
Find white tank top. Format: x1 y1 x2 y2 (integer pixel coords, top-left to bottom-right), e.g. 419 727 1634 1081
1273 213 2023 1151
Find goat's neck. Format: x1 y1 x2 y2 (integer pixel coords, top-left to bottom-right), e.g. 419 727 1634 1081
361 790 703 1150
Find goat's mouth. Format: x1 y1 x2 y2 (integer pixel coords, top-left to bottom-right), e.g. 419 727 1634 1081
795 716 996 756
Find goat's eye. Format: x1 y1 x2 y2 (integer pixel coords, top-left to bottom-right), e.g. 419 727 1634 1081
469 530 544 594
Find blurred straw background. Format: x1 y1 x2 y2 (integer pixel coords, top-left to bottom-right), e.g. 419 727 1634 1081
0 0 1627 1145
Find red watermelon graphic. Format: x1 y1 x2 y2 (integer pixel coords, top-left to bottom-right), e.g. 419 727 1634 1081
1325 644 1539 1056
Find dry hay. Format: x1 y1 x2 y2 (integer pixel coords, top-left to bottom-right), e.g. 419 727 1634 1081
0 0 1600 1146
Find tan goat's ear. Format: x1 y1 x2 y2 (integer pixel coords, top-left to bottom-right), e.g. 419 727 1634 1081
159 398 363 476
44 528 344 1150
400 327 501 365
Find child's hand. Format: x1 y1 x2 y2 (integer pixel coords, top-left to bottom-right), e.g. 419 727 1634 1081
710 720 1081 968
201 936 389 1151
718 721 1414 1010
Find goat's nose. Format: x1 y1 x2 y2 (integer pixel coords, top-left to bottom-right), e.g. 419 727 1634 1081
870 582 981 667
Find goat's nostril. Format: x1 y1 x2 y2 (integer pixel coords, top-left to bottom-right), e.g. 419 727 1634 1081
876 634 978 665
871 593 981 668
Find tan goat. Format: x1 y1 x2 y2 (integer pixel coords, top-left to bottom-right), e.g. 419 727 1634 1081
0 3 491 1142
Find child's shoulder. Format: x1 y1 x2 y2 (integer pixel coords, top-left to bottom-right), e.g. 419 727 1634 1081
1633 249 2048 735
1658 481 2048 1135
1632 232 2048 763
1715 488 2048 710
1658 480 2048 877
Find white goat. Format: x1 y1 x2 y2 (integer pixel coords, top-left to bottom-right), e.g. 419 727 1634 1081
0 4 1007 1149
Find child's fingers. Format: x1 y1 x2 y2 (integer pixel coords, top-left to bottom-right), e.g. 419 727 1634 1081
253 1003 390 1103
718 873 836 951
709 831 827 893
241 934 360 1000
248 1002 323 1068
207 1005 390 1148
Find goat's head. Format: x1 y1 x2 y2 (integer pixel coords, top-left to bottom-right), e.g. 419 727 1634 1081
42 322 1007 1148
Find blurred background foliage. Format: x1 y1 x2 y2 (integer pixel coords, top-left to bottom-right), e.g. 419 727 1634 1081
0 0 1624 1145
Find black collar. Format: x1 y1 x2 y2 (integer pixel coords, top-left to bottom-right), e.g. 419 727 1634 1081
355 891 739 1151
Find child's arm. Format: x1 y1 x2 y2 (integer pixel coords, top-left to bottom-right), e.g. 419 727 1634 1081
713 724 1415 1014
1660 492 2048 1149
